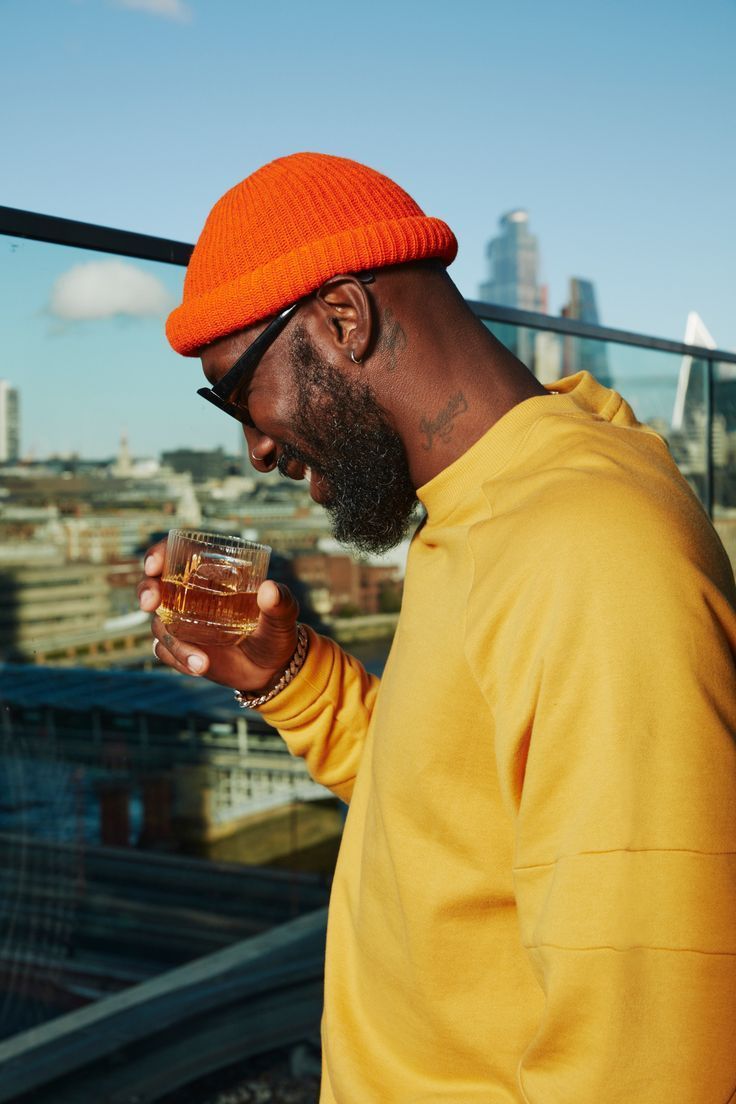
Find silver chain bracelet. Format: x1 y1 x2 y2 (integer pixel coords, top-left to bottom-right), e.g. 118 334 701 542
233 623 309 709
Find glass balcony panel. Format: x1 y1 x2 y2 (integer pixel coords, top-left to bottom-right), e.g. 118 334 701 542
0 229 336 1098
713 360 736 572
482 320 711 513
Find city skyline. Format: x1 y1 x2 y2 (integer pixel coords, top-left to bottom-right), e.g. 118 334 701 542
2 221 730 462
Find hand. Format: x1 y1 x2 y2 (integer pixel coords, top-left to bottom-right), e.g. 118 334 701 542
137 539 300 691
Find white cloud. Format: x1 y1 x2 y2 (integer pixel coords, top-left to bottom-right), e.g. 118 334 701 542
113 0 192 22
49 260 173 322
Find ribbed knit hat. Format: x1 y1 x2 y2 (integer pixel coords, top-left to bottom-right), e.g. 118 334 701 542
166 152 458 355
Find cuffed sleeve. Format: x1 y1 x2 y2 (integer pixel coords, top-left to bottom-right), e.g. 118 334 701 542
258 627 380 802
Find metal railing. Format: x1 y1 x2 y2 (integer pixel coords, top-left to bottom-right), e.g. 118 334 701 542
468 299 736 522
0 205 192 266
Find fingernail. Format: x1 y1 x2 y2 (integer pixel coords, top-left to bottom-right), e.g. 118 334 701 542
187 655 204 673
144 555 157 574
270 582 281 605
140 589 154 608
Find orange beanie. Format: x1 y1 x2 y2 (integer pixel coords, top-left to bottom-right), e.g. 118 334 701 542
166 152 458 356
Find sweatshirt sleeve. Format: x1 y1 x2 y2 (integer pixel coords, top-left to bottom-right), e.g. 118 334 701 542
467 491 736 1104
256 627 380 803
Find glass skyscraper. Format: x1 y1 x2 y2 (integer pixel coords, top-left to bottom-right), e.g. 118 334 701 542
561 278 611 386
478 210 545 365
0 381 20 464
479 209 545 313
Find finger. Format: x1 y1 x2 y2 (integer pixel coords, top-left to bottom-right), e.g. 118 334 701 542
151 635 192 677
143 538 168 578
139 538 167 611
138 577 161 612
151 616 210 676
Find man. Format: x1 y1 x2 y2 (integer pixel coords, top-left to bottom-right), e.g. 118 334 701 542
138 153 736 1103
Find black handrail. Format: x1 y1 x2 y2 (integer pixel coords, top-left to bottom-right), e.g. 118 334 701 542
468 300 736 363
0 205 192 266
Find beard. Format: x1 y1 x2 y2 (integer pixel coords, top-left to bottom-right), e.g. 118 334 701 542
277 326 419 555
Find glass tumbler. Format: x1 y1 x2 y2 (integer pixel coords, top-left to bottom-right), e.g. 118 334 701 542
157 529 271 646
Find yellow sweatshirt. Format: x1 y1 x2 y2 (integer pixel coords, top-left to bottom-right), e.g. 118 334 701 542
261 372 736 1103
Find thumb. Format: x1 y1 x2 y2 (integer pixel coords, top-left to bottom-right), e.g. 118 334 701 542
243 580 300 673
256 580 297 623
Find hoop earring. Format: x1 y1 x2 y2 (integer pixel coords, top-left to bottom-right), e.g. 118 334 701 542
350 350 362 365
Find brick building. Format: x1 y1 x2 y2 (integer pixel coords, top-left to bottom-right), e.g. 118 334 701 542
290 551 401 617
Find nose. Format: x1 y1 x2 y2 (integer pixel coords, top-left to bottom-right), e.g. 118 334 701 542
243 428 279 473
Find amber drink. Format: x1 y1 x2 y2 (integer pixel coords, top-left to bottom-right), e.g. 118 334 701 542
157 530 271 646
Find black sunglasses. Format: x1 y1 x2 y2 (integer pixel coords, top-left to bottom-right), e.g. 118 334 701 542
197 272 375 428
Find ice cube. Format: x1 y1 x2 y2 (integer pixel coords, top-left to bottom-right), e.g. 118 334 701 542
187 553 249 593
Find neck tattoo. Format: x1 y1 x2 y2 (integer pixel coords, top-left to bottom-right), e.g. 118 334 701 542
419 391 469 451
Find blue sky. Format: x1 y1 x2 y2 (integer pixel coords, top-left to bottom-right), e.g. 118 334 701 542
1 0 734 457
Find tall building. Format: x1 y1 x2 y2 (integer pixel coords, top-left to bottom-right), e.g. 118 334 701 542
672 311 716 431
479 210 544 311
0 380 20 464
112 431 133 478
669 313 736 508
561 277 611 386
478 210 545 365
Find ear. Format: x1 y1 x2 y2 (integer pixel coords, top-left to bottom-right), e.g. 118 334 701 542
312 275 374 365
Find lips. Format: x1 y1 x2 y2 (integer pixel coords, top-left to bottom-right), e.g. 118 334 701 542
278 451 331 505
280 456 307 481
